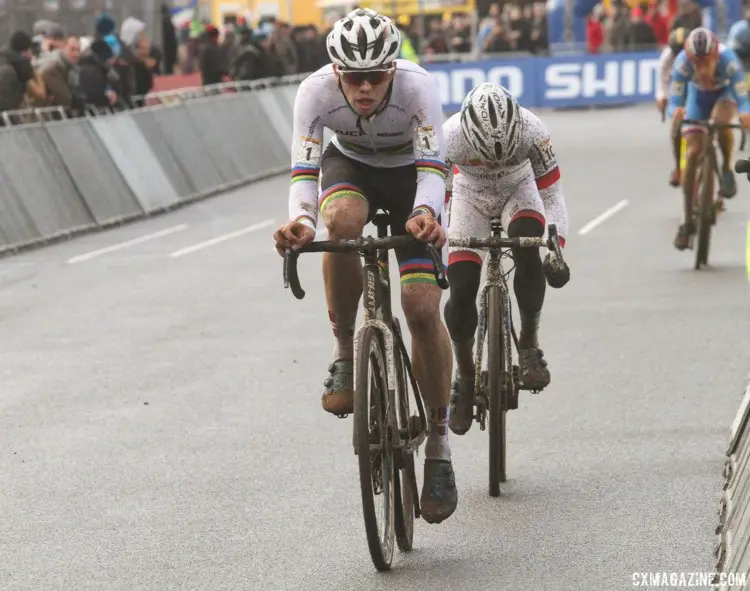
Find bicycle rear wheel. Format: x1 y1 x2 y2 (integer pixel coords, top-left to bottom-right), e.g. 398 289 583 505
392 323 415 552
694 156 713 269
486 285 508 497
354 325 396 571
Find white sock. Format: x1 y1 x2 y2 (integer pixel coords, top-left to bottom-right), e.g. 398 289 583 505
425 407 451 461
328 309 354 361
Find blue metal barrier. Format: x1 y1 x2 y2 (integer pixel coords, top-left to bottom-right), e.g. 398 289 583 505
424 51 662 111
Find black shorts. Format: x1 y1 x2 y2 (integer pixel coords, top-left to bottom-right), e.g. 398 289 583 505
319 142 442 287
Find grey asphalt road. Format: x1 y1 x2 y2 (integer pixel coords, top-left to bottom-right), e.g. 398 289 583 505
1 104 748 591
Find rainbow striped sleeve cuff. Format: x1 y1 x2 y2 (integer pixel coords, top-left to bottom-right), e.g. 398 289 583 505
410 205 436 219
415 159 447 178
294 215 316 229
291 166 319 184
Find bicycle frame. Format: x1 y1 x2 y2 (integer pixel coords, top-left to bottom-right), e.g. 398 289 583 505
681 119 745 196
473 219 516 425
352 217 399 432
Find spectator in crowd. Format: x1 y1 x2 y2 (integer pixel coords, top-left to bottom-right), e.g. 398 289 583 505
484 17 514 52
161 3 178 75
529 2 551 53
133 32 159 96
274 23 299 74
671 0 703 30
646 0 672 46
625 6 658 49
587 4 607 52
425 18 450 54
33 20 67 66
291 25 327 73
198 25 229 86
448 13 473 53
508 5 533 52
229 25 265 81
37 35 84 112
477 3 501 50
78 39 118 109
94 12 137 109
607 0 634 51
0 31 45 115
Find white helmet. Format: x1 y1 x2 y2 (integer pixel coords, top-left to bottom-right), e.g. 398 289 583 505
326 8 401 70
460 83 523 162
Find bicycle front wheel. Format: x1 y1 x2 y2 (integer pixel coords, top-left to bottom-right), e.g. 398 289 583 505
354 325 396 571
694 156 713 269
486 285 508 497
392 326 415 552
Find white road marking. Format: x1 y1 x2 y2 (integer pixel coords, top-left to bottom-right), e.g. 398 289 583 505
66 224 188 264
170 219 274 258
578 200 629 236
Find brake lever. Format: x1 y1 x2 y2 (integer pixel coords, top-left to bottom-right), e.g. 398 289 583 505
283 249 305 300
426 243 449 290
546 224 565 272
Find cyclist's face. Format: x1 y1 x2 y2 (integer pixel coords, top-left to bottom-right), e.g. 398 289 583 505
693 56 718 82
337 66 394 117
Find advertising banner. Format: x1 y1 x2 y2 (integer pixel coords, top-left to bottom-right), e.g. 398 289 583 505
423 51 662 111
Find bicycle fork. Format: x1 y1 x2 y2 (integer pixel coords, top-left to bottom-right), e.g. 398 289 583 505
352 257 398 457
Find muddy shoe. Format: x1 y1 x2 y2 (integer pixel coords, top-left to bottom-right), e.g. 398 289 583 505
321 360 353 417
720 169 737 198
420 459 458 524
673 221 695 251
518 347 551 390
449 377 475 436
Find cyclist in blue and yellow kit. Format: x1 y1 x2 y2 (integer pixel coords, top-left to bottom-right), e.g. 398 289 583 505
668 27 750 250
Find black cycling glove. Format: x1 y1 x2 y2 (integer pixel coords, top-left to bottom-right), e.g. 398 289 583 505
543 253 570 289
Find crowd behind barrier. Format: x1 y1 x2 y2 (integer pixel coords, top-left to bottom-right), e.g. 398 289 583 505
0 76 302 256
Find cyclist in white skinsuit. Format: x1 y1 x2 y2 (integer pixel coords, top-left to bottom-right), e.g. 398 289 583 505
273 8 458 525
657 26 691 187
442 83 571 436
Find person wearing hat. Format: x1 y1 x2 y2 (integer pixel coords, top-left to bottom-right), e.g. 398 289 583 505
35 23 67 68
0 31 46 115
198 24 229 86
78 38 119 109
95 11 137 108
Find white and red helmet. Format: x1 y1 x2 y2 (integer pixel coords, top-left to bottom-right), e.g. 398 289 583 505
326 9 401 70
685 27 719 61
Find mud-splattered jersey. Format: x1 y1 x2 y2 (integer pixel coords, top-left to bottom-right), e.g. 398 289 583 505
287 59 447 229
443 107 569 243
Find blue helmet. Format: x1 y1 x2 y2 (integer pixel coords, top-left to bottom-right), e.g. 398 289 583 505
731 27 750 60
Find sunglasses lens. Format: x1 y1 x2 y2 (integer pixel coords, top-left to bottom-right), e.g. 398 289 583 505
342 70 388 85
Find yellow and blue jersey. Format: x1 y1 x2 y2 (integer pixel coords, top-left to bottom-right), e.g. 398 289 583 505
667 45 750 117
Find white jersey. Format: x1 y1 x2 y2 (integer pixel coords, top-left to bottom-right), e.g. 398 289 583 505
443 107 569 243
657 46 676 102
288 60 447 229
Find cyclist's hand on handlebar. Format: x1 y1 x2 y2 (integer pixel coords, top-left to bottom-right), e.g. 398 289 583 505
739 113 750 130
543 253 570 289
405 212 446 248
273 221 316 257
